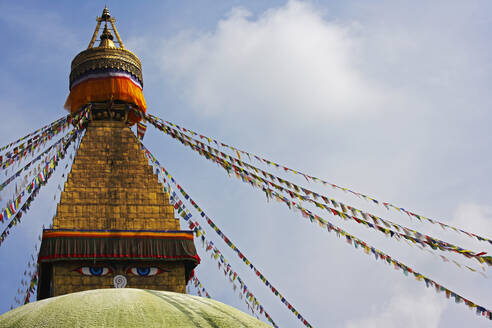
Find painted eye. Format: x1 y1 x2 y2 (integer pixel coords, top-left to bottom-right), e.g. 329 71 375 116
127 267 165 276
76 266 112 276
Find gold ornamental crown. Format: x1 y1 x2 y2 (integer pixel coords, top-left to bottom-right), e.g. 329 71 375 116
69 7 143 90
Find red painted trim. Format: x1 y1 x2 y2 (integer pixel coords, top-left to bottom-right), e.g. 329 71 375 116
39 253 200 263
42 231 194 240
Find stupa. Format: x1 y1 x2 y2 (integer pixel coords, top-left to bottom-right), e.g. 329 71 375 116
0 8 269 327
36 6 199 299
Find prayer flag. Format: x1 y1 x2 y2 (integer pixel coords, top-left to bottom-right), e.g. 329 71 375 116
137 122 147 140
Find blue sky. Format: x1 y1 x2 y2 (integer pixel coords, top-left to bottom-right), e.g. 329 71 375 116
0 1 491 327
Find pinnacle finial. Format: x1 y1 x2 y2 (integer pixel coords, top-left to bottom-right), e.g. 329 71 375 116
87 7 125 49
101 6 111 20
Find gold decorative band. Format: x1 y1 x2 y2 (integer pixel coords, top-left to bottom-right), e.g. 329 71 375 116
70 47 143 88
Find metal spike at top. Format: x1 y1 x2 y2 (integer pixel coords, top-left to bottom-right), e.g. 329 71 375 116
88 6 124 49
101 6 111 20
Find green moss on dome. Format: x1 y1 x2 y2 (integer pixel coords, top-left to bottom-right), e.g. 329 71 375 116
0 289 270 328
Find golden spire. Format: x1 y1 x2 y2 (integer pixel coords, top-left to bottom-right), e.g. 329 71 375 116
98 24 115 48
88 7 125 49
101 6 111 20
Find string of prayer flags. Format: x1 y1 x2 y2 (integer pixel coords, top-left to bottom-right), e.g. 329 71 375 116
205 159 492 322
169 183 313 327
71 105 91 131
209 150 488 273
0 114 70 154
146 112 492 246
240 172 492 320
0 107 90 247
144 114 491 267
142 117 492 322
290 200 492 321
23 269 38 304
13 236 41 308
146 148 303 327
0 129 80 247
199 146 490 267
138 140 280 327
0 127 77 224
137 122 147 140
137 138 312 328
1 117 71 171
0 134 68 192
0 192 24 224
167 186 278 327
189 276 211 299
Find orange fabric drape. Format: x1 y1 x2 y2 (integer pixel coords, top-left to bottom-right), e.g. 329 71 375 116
64 76 146 123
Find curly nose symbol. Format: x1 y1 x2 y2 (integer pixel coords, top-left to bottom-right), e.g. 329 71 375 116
113 275 127 288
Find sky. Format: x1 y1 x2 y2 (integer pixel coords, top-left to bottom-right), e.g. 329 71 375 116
0 1 491 327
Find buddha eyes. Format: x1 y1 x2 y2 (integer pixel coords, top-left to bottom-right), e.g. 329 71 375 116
127 267 166 277
74 266 167 277
76 266 112 276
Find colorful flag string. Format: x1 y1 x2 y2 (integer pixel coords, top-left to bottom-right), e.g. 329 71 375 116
22 269 38 305
0 133 69 193
0 114 70 154
0 139 68 225
0 191 25 225
0 107 90 247
0 130 78 247
13 270 37 307
186 142 490 268
167 184 278 326
136 135 278 325
144 115 491 267
1 117 71 171
0 122 82 225
137 121 147 140
12 128 83 309
229 171 492 321
216 154 488 275
146 113 492 246
12 233 42 308
142 114 492 321
288 197 492 320
191 155 492 322
137 137 312 328
1 142 64 223
188 276 212 299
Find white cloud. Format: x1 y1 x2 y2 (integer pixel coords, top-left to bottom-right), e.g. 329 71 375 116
159 1 387 123
345 288 447 328
442 203 492 256
450 203 492 238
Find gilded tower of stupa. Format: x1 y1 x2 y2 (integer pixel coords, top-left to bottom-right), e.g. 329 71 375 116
36 7 199 299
